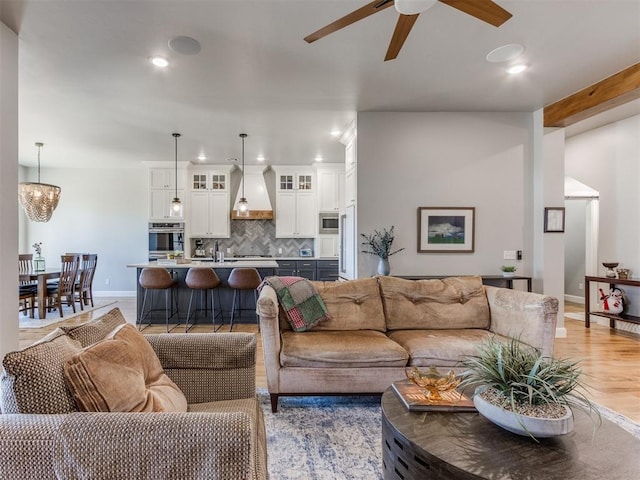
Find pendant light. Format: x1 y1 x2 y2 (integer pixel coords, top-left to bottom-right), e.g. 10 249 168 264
236 133 249 218
169 132 183 218
18 142 61 222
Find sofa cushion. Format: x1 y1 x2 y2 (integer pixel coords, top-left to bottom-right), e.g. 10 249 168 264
61 307 126 347
280 330 408 368
379 276 490 330
1 330 82 414
309 277 387 332
63 323 188 412
387 329 503 367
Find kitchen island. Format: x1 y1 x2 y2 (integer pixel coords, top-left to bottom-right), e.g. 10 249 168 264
127 259 279 327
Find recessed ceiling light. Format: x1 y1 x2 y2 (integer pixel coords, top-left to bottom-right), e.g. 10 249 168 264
506 64 528 75
486 44 525 63
315 155 323 162
168 36 201 55
149 56 169 67
330 130 341 137
197 154 207 161
256 155 265 162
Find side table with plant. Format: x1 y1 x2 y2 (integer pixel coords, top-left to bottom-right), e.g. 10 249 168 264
361 226 405 275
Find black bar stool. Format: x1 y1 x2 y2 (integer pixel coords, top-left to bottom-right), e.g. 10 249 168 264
227 268 262 331
184 267 223 332
138 267 179 332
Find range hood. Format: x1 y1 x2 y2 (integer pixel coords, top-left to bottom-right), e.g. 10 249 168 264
231 165 274 220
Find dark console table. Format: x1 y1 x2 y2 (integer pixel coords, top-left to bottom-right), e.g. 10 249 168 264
381 388 640 480
584 275 640 328
397 275 532 292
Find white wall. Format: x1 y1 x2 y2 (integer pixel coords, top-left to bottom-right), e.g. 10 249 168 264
21 166 148 293
1 22 19 357
565 114 640 332
355 112 530 278
564 199 587 298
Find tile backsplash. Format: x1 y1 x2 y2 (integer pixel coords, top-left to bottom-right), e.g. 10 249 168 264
190 220 314 257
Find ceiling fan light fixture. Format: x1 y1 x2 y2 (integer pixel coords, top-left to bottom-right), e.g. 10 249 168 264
394 0 437 15
486 44 525 63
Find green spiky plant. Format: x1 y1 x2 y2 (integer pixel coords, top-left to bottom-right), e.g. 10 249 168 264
500 265 517 273
459 336 599 435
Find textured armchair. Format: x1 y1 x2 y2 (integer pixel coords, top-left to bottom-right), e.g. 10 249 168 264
0 332 268 480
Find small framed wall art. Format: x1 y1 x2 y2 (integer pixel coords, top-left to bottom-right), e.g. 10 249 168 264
417 207 475 253
544 207 565 233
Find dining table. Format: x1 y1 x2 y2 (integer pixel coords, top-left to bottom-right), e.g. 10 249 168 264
19 268 61 320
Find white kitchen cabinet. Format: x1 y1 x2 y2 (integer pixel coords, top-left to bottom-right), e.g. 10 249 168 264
275 169 316 238
149 168 185 189
187 169 230 237
317 168 345 212
189 191 229 237
150 188 185 220
317 235 339 258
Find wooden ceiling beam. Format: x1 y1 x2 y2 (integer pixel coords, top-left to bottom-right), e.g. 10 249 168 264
543 63 640 127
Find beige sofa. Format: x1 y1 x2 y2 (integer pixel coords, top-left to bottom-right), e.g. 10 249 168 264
0 308 267 480
257 275 558 412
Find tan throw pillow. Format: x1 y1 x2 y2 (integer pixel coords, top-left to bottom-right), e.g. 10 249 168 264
63 324 188 412
1 330 82 414
61 307 126 347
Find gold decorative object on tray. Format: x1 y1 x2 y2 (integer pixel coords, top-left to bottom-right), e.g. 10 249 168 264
405 366 461 401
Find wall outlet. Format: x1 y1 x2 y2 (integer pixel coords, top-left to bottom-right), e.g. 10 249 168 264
105 278 110 285
278 247 283 255
226 247 231 254
579 283 584 290
503 250 517 260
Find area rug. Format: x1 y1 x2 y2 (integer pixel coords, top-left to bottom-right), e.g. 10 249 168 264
18 300 117 329
258 390 640 479
258 390 383 480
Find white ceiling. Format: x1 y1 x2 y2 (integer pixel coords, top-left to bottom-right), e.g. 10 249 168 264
2 0 639 169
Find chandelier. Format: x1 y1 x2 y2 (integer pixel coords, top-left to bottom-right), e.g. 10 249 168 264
18 142 61 222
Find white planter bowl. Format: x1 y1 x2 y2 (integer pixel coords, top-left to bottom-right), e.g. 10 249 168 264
474 389 574 438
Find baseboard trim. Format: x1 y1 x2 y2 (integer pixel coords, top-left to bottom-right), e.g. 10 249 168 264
564 294 584 304
94 291 136 297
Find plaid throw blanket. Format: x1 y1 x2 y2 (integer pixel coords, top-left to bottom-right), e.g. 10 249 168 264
259 276 330 332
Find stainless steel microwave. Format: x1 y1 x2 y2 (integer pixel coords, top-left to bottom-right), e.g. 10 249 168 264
319 213 339 234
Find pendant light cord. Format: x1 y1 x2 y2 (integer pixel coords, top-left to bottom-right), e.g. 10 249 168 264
36 142 43 183
241 134 245 198
173 133 180 198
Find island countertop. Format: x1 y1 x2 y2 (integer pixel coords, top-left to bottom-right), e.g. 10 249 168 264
127 259 279 269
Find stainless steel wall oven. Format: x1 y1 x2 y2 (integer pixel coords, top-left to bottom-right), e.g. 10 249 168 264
148 222 184 260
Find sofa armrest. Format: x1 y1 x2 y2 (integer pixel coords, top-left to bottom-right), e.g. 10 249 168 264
145 332 257 403
0 414 66 480
256 285 282 394
485 286 558 357
49 411 265 480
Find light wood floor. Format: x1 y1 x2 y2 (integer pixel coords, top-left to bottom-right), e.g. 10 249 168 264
18 298 640 422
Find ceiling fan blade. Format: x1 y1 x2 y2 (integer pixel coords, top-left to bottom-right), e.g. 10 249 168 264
304 0 395 43
385 14 420 61
438 0 512 27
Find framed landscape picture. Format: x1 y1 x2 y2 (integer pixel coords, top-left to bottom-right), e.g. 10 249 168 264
418 207 475 253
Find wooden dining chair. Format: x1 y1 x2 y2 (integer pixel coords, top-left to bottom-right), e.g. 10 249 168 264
74 254 98 310
46 255 80 317
18 254 36 317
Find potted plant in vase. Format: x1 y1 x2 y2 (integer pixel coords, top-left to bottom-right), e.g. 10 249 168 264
459 336 599 440
361 226 404 275
500 265 517 277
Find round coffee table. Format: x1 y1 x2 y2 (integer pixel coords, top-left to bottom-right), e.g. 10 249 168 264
381 388 640 480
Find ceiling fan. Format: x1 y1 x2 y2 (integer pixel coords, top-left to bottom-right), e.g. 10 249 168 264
304 0 512 61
